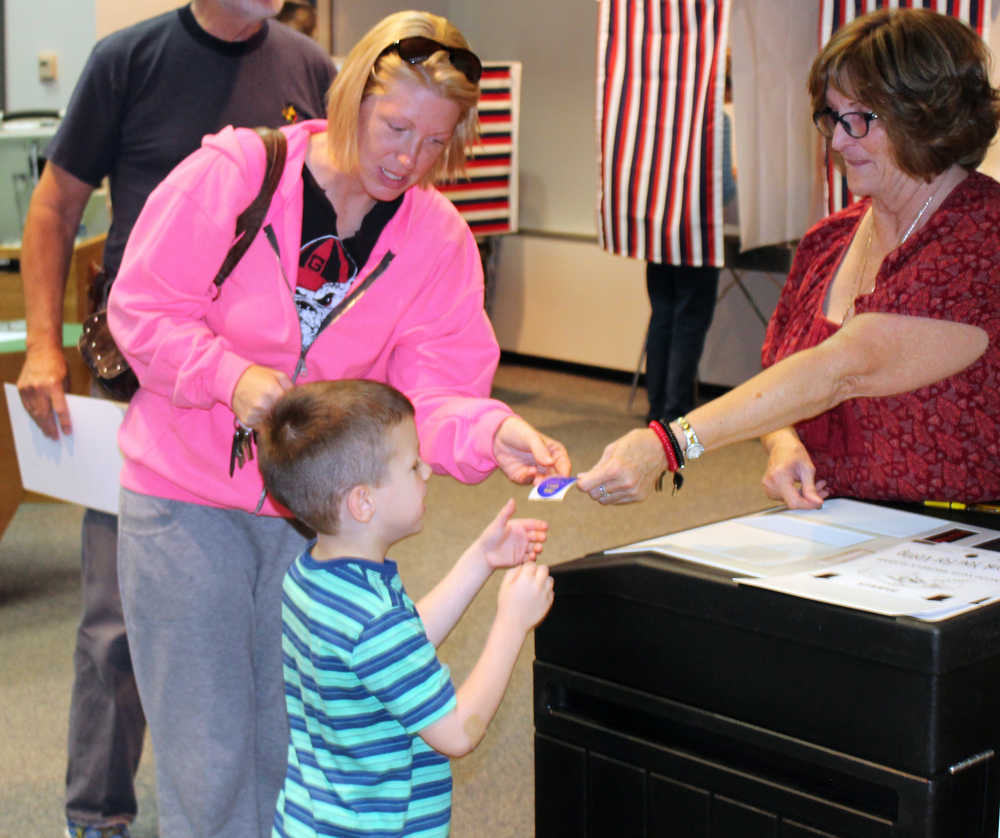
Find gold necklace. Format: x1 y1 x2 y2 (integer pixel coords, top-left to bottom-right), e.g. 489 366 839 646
845 189 937 322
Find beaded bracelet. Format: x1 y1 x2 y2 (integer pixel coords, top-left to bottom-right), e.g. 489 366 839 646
648 420 684 493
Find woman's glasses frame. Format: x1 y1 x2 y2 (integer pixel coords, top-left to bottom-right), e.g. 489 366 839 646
813 107 879 140
377 36 483 85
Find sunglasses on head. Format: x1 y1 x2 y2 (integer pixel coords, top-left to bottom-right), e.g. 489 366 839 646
377 36 483 85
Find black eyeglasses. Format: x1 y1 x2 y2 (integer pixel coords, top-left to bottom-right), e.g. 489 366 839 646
377 36 483 85
813 107 879 139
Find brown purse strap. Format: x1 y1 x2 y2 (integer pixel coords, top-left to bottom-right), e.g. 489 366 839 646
212 127 288 287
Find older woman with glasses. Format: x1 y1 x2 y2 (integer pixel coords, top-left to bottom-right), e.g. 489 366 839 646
578 7 1000 507
106 10 569 837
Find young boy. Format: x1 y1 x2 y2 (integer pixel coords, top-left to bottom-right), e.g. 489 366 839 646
257 379 554 837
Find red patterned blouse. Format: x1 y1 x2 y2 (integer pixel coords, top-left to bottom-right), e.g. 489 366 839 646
761 171 1000 502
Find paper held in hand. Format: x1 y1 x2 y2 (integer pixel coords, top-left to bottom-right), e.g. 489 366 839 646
4 382 125 516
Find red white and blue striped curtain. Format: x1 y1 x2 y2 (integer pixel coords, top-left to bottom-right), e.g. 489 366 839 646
819 0 990 214
597 0 731 267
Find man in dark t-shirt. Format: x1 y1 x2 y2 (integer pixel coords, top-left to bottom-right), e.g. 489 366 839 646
14 3 334 836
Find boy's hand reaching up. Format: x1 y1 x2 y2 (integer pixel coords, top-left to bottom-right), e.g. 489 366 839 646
476 498 548 570
417 500 549 649
497 563 554 633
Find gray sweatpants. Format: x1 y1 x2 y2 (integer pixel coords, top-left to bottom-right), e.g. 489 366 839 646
117 489 310 838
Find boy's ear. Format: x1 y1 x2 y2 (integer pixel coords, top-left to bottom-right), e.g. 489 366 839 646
345 484 375 524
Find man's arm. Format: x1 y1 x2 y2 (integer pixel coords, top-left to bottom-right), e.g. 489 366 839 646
16 162 94 439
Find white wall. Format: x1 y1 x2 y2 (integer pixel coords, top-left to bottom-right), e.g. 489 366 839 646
491 236 647 372
96 0 178 38
333 2 449 55
4 0 94 112
489 234 787 385
3 0 183 111
450 0 598 237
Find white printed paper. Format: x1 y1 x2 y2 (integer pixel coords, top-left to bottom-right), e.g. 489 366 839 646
738 541 1000 621
604 498 998 581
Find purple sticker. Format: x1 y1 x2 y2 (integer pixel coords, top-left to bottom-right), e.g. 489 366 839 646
535 476 577 497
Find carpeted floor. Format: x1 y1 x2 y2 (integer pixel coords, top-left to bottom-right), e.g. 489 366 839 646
0 359 773 837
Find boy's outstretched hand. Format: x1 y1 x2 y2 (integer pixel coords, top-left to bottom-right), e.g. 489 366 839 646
498 563 554 632
476 498 548 569
418 501 549 651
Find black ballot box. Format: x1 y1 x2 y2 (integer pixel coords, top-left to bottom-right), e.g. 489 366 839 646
533 507 1000 838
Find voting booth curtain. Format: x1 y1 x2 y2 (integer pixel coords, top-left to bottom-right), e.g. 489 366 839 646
596 0 731 268
818 0 991 215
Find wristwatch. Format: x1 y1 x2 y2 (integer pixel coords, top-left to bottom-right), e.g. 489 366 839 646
674 415 704 459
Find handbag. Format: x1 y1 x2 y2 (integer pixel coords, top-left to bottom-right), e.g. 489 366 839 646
78 127 288 401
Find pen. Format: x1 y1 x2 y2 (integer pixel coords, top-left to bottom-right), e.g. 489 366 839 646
923 500 967 510
923 500 1000 514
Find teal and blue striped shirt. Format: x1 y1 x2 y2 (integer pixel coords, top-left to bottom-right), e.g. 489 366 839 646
273 550 457 837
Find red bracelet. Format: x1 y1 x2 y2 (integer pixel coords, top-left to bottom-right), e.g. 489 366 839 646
648 420 684 493
648 420 677 471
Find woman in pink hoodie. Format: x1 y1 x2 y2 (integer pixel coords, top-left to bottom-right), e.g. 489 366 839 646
107 11 569 837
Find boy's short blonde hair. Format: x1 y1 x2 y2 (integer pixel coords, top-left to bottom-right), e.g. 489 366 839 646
258 380 415 534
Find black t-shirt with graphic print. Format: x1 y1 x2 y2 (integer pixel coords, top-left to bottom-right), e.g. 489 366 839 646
295 166 403 350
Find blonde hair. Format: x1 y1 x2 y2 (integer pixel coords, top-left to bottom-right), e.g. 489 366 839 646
258 380 415 534
326 10 480 185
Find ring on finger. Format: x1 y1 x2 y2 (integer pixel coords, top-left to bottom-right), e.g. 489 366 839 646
599 484 608 499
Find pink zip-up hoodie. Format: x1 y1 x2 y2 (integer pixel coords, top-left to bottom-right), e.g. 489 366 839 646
108 120 512 515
